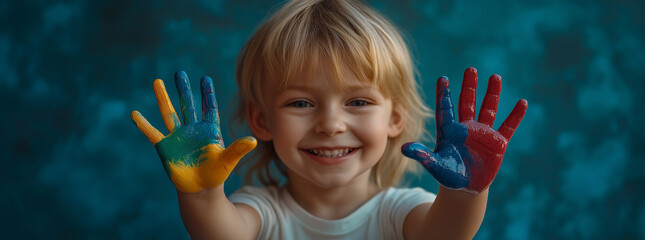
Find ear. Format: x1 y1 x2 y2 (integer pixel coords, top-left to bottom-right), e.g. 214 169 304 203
388 104 407 138
246 103 273 141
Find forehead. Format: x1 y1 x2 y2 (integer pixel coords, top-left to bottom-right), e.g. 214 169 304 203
279 64 380 95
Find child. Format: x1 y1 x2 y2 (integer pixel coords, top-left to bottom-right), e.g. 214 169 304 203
131 0 528 239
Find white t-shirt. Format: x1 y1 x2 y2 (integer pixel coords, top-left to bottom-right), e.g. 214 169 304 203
229 186 436 240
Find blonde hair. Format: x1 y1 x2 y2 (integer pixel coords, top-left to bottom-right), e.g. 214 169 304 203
234 0 433 188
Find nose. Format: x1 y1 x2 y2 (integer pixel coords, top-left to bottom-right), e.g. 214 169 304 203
314 104 346 136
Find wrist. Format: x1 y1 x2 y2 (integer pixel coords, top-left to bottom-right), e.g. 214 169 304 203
176 185 226 200
437 185 489 202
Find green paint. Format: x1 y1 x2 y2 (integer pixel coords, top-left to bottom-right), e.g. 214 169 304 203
154 122 223 177
168 113 181 129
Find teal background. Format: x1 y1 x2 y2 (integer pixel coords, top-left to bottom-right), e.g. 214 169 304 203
3 0 644 239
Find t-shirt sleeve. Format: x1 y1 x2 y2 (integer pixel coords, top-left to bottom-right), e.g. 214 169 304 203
228 186 280 239
381 187 436 239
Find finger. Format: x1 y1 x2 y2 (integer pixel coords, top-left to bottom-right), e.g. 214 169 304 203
153 79 181 132
403 142 469 190
130 111 164 144
436 76 456 139
197 138 256 190
200 76 220 126
498 99 528 141
221 137 258 165
175 71 199 124
458 67 477 122
401 142 438 168
477 74 501 127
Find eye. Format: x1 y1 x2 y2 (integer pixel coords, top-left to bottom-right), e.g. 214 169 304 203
287 100 313 108
347 99 369 107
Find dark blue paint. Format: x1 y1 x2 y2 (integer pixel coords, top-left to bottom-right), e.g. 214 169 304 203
436 76 456 129
175 71 199 124
403 76 475 191
200 76 219 126
402 142 469 189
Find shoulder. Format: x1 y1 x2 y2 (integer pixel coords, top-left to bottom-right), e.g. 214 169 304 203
230 185 280 198
380 187 436 207
229 185 284 239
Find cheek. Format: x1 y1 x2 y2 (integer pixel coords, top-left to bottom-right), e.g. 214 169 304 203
270 113 310 150
352 113 391 148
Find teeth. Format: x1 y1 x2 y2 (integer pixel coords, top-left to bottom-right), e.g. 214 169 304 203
307 148 354 158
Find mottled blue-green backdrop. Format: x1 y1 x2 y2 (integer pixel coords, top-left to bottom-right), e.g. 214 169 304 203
2 0 644 239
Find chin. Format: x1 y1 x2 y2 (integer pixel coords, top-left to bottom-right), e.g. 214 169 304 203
308 172 363 189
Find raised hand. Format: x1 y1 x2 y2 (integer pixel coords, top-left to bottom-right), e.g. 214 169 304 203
131 71 256 193
401 67 527 194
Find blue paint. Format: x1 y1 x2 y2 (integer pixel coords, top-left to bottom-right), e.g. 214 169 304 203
436 76 456 130
200 76 220 127
175 71 199 124
402 142 469 189
402 76 473 190
432 76 472 189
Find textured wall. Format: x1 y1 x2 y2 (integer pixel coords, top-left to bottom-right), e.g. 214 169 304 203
2 0 644 239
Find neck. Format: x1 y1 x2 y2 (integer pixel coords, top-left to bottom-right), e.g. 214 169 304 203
285 169 381 220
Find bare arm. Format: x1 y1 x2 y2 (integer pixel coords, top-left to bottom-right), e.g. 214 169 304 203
404 187 488 240
177 186 261 240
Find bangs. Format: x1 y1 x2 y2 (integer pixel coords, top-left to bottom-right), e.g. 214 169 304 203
258 0 407 97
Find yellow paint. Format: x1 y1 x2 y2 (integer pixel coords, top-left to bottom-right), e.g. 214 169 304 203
198 144 228 188
167 140 257 193
131 110 163 144
221 137 258 161
168 161 204 193
153 79 181 132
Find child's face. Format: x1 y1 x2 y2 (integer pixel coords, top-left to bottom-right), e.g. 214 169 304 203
250 66 405 189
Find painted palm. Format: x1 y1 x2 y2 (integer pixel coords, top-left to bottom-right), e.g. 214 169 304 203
402 68 527 194
131 71 256 193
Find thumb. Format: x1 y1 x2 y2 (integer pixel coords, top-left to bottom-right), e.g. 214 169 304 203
402 142 469 190
197 137 257 189
221 136 258 166
401 142 438 168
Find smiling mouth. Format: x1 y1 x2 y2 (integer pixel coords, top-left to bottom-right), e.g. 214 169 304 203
304 148 358 158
